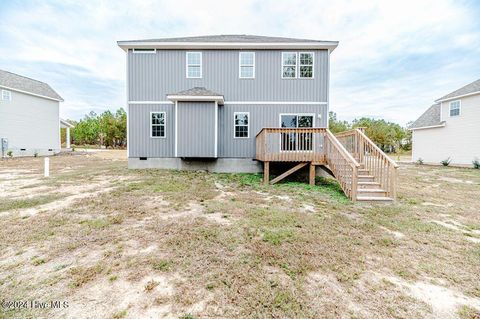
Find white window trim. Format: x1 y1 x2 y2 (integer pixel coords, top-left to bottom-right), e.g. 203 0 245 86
186 52 202 78
1 89 12 101
239 52 255 79
278 113 316 152
299 52 315 79
150 111 166 138
281 52 315 79
233 112 250 139
281 52 297 79
132 48 156 54
449 100 461 117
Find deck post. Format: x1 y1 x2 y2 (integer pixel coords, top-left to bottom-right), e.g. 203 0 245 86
263 161 270 185
309 162 315 186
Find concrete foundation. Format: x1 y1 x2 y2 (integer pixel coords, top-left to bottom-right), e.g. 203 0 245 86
128 157 263 173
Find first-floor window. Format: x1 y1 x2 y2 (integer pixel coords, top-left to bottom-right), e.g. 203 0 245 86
234 112 249 138
280 114 314 151
449 100 460 117
151 112 166 137
1 90 11 101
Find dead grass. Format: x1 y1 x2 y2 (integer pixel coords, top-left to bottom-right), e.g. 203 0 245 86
0 152 479 318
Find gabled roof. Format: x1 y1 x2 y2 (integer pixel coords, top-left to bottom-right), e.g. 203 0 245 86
118 34 338 51
409 104 445 130
167 87 224 104
435 78 480 102
0 69 63 101
172 87 222 96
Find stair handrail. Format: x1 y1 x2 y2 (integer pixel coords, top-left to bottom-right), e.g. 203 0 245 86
354 129 399 168
325 129 360 201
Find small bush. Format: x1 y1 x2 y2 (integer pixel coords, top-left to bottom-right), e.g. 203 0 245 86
416 158 424 165
440 158 451 166
33 150 38 157
473 158 480 169
7 150 13 158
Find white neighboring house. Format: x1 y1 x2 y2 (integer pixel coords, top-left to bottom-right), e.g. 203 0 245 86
0 69 70 157
410 78 480 166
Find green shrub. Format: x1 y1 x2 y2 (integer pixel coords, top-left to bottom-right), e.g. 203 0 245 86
34 150 38 157
416 158 424 165
473 158 480 169
7 150 13 158
440 158 451 166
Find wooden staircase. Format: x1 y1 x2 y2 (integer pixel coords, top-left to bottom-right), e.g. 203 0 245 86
255 127 398 202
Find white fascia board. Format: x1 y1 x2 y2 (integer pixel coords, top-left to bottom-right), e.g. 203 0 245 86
435 90 480 103
408 123 446 131
118 41 339 52
166 95 224 104
0 85 63 102
60 119 74 128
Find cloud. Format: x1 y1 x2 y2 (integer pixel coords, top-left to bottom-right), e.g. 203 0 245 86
0 0 479 124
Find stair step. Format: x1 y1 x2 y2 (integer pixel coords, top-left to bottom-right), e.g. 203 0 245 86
358 181 381 189
359 175 374 179
357 188 387 193
358 181 380 186
357 196 393 202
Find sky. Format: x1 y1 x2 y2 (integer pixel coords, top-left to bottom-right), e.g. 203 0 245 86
0 0 479 126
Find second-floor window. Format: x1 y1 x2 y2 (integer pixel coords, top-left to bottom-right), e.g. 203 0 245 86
186 52 202 78
282 52 314 79
1 90 11 101
449 100 460 117
239 52 255 78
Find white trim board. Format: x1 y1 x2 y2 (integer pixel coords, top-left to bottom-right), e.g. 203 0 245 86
409 123 446 131
435 90 480 103
0 85 63 102
129 101 327 105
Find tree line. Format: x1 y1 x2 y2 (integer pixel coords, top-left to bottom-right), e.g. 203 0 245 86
65 108 127 148
328 112 411 153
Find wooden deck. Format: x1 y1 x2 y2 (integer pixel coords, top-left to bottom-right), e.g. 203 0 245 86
255 127 398 202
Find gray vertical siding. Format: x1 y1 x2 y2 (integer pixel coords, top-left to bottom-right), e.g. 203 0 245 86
218 104 327 158
128 50 328 102
128 103 175 157
177 102 216 157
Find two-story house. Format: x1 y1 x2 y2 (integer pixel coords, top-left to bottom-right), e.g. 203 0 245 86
118 35 398 202
410 79 480 165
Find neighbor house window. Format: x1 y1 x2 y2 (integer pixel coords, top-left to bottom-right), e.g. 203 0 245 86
234 112 249 138
132 48 156 53
299 52 314 78
1 90 11 101
282 52 297 78
449 100 460 117
186 52 202 78
151 112 166 138
239 52 255 78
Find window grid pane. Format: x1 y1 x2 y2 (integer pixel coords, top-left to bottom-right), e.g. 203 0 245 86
240 66 254 78
188 66 201 78
234 113 249 138
240 52 254 65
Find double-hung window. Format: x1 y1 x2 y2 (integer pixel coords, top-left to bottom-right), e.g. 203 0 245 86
282 52 297 78
1 90 11 101
186 52 202 78
239 52 255 78
282 52 314 79
234 112 249 138
449 100 460 117
151 112 166 138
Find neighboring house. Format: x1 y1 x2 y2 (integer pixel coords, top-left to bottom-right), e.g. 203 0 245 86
0 69 64 157
118 35 398 202
410 79 480 165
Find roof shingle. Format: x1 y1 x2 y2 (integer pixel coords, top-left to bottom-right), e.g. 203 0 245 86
436 79 480 102
409 104 444 129
0 69 63 101
170 87 222 96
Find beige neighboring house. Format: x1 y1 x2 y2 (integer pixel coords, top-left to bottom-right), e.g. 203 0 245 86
410 78 480 165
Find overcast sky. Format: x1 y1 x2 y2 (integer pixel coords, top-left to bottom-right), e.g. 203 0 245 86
1 0 479 125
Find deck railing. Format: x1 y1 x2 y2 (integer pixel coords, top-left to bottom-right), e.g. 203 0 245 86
324 130 360 200
255 128 361 201
335 128 399 199
255 128 327 163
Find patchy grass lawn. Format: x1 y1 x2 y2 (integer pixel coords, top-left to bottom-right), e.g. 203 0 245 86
0 151 479 319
